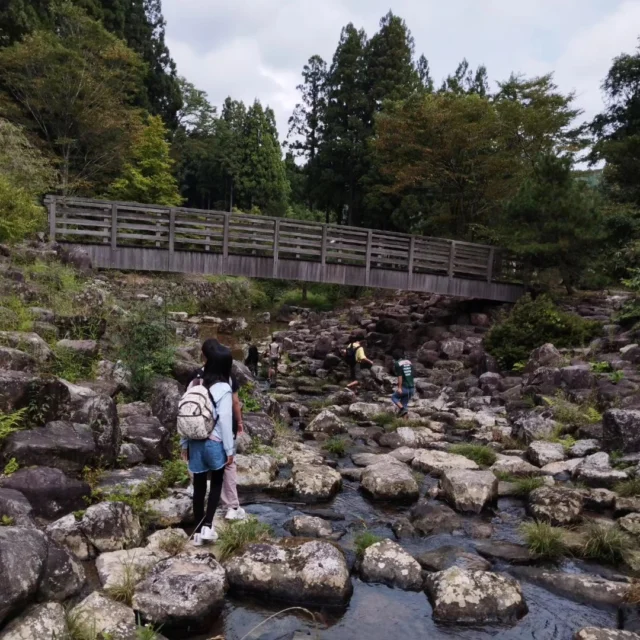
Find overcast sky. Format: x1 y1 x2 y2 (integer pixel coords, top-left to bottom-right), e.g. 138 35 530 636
164 0 640 141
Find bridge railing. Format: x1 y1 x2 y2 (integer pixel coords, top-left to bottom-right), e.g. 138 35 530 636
45 196 521 284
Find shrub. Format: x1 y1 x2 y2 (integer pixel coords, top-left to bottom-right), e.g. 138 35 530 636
217 517 273 561
238 385 261 413
323 437 348 457
520 521 566 559
548 394 601 428
112 306 175 401
449 444 497 467
157 531 187 556
615 478 640 497
0 175 46 243
373 413 395 428
354 531 383 558
50 347 98 383
580 523 630 564
485 294 601 369
591 361 613 374
0 408 27 444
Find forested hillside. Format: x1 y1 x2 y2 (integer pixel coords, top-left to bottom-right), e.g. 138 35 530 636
1 3 640 291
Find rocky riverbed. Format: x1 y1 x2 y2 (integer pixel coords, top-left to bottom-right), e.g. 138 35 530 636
2 243 640 639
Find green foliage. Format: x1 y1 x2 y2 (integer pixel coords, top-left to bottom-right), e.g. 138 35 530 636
112 306 175 401
373 413 396 428
50 347 98 384
279 288 333 311
591 361 613 374
0 4 145 195
547 394 602 429
238 385 261 413
136 622 162 640
107 115 182 206
610 370 625 385
0 408 27 444
521 521 566 559
107 560 140 606
323 437 349 457
157 531 187 556
354 531 383 558
0 515 15 526
580 523 630 564
485 294 601 369
0 176 46 243
512 477 545 496
0 295 33 332
3 458 19 476
64 607 101 640
449 444 497 467
217 517 273 561
615 478 640 497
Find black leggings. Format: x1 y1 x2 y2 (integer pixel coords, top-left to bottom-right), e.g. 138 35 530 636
192 467 225 530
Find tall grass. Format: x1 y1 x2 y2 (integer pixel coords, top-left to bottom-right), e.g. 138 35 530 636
449 444 497 467
580 523 630 564
217 517 273 561
521 521 566 559
354 531 383 558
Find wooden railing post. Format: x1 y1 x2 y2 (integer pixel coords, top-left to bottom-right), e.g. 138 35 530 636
169 208 176 270
273 219 280 278
408 237 416 290
487 247 495 283
365 230 373 285
48 199 56 241
321 226 327 270
110 203 118 258
223 213 230 261
448 241 457 278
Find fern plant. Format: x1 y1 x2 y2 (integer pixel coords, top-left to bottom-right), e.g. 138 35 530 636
0 408 28 443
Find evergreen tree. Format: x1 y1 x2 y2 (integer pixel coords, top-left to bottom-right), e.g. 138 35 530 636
218 97 247 211
0 0 52 46
107 114 182 205
317 23 369 225
591 41 640 206
441 58 490 96
288 54 327 210
238 101 289 216
417 54 434 93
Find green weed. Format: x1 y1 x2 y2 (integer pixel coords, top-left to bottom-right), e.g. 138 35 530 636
157 531 187 556
106 560 141 606
354 531 383 558
449 444 497 467
610 370 625 384
323 437 349 457
239 384 261 413
580 523 630 564
217 517 273 561
513 477 546 496
615 478 640 497
521 521 566 559
0 408 27 443
3 458 19 476
372 413 395 428
590 361 613 374
50 346 98 383
0 295 33 331
1 515 14 526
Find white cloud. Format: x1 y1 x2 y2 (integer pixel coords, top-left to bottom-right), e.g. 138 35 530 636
164 0 640 141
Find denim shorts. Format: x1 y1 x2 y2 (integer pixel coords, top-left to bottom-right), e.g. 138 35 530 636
187 439 227 474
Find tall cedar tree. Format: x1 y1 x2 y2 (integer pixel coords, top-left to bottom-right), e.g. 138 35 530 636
0 4 144 195
288 55 327 213
317 24 369 225
107 114 182 205
238 101 289 216
441 59 490 96
591 41 640 206
417 54 434 93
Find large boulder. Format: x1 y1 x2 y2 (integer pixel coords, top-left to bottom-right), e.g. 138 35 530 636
46 514 94 561
0 489 34 528
379 426 442 449
490 456 542 478
78 502 143 552
38 540 85 602
572 453 628 489
411 501 461 535
441 469 498 514
360 540 423 591
313 335 333 359
71 591 138 639
132 554 227 630
603 410 640 454
3 421 96 474
418 546 491 572
306 410 346 436
441 339 465 359
360 460 419 503
0 602 67 640
0 467 90 520
412 450 479 476
512 412 557 444
98 466 163 496
425 568 527 625
528 487 583 526
57 339 98 357
243 412 276 445
120 415 170 464
349 403 385 421
235 454 279 490
66 388 120 465
527 441 566 467
224 539 352 605
286 515 333 538
146 491 193 527
0 371 68 421
0 347 35 373
96 547 169 590
292 464 341 503
0 527 48 625
149 377 182 432
561 366 595 390
0 331 53 363
574 630 640 640
525 344 563 373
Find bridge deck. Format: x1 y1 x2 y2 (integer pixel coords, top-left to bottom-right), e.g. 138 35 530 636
45 196 524 302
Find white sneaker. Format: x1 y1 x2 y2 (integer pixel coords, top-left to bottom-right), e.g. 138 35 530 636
225 507 247 521
200 525 218 542
192 533 203 546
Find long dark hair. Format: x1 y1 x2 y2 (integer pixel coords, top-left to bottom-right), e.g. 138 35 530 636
202 340 233 388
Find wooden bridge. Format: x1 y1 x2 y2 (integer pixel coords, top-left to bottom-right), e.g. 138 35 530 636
45 196 524 302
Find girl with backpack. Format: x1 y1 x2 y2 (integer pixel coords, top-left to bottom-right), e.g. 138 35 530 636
179 343 235 543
